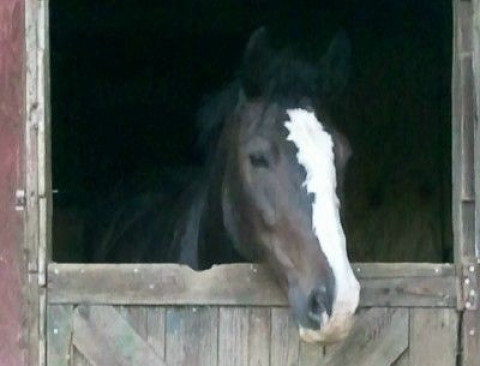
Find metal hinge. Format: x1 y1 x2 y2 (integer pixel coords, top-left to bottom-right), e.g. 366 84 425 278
15 189 26 211
461 260 480 311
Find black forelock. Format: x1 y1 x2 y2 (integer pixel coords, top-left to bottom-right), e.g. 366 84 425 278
262 51 319 105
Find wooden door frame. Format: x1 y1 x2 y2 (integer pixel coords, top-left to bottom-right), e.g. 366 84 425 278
17 0 480 365
24 0 51 365
454 0 480 364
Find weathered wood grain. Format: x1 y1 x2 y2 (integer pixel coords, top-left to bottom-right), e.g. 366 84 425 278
46 304 461 366
359 276 456 307
325 308 408 366
146 307 166 359
391 350 409 366
72 305 166 366
468 1 480 366
24 0 52 365
218 308 249 366
454 1 480 365
26 274 40 366
47 305 73 366
475 0 480 268
113 306 167 360
246 308 270 366
409 308 458 366
453 0 476 265
270 308 300 366
47 263 457 307
165 306 218 366
118 305 165 358
461 309 480 366
218 307 271 366
118 306 148 339
72 348 91 366
49 263 282 305
0 1 28 366
24 2 41 365
351 263 455 278
299 340 324 366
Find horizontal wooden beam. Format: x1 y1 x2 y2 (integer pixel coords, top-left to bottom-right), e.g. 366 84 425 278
47 263 457 308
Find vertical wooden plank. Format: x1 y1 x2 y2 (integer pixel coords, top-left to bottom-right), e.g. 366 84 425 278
26 274 40 366
166 306 218 366
472 10 480 365
473 3 480 357
218 307 249 366
454 0 480 364
39 289 47 366
474 0 480 259
47 305 73 366
462 310 480 366
409 308 458 366
247 308 270 366
36 0 51 287
218 307 270 366
24 2 41 364
452 0 476 264
146 307 166 359
25 0 39 275
24 0 50 365
270 308 300 366
299 341 324 366
470 0 480 361
0 1 27 366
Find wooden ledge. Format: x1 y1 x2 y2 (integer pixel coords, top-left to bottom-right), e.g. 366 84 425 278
47 263 457 308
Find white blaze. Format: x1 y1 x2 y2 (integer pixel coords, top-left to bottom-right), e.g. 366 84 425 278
284 108 360 342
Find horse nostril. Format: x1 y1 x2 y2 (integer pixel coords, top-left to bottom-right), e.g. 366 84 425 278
310 294 322 314
307 286 332 327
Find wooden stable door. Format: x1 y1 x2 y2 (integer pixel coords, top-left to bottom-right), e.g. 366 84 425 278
47 304 458 366
45 263 459 366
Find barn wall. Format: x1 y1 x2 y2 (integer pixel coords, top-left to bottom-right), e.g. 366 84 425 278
0 0 26 365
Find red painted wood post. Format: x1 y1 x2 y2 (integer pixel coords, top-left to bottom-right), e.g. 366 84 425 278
0 0 26 365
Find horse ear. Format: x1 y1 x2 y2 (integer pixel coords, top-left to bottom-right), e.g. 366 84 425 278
331 130 352 199
332 130 352 168
241 27 272 98
318 30 351 100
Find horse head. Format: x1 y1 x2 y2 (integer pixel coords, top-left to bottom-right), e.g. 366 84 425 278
219 28 360 343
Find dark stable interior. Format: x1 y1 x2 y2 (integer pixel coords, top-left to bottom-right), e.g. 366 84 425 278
51 0 453 263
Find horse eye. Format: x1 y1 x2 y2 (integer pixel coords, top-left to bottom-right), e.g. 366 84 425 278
249 152 270 168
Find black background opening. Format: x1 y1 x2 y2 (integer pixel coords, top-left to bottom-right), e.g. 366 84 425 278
50 0 452 263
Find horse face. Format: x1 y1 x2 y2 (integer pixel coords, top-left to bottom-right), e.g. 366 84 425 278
224 28 360 343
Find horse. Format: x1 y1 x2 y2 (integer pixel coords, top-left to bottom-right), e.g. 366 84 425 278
86 28 360 343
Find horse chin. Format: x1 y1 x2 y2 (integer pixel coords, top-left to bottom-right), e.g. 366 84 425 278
298 313 355 344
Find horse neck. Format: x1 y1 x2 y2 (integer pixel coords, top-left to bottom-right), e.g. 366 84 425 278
192 153 243 269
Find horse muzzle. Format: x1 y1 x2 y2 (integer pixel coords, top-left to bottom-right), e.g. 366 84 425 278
299 310 356 344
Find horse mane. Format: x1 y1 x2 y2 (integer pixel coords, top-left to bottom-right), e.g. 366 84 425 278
195 81 241 158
